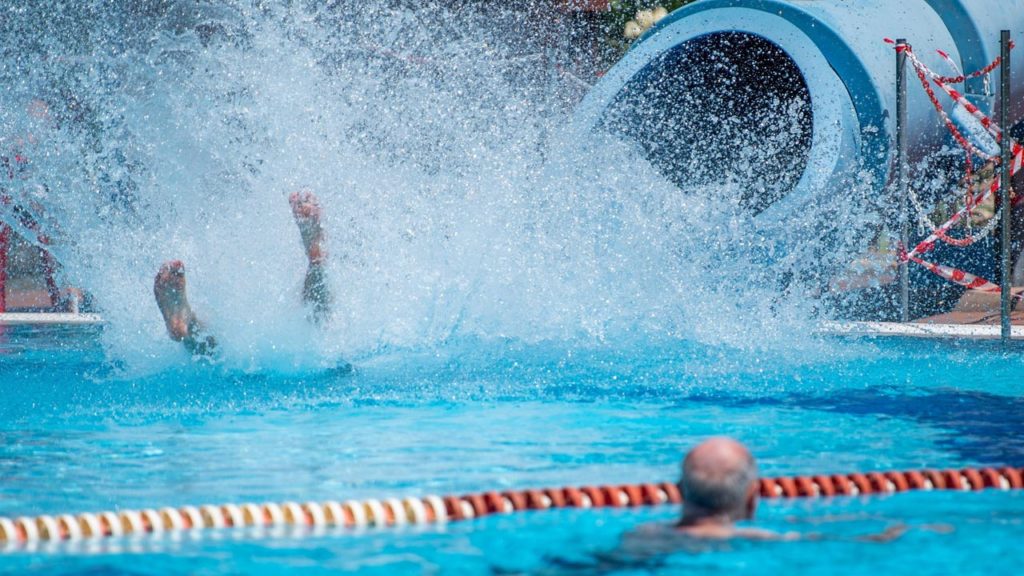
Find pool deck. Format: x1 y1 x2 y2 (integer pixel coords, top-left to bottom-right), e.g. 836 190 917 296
822 318 1024 340
0 312 105 325
0 313 1021 339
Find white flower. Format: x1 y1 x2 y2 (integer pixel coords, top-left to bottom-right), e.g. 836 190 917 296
624 20 643 39
635 9 655 29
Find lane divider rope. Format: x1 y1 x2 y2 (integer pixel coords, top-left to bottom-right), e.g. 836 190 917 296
1 466 1020 546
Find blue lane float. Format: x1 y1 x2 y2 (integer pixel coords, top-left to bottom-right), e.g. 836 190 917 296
575 0 1024 222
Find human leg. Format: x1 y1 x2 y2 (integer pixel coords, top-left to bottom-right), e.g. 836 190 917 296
154 260 217 356
289 190 332 323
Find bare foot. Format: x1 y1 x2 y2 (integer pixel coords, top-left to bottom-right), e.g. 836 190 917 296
289 190 326 264
154 260 194 340
289 190 332 322
154 260 217 356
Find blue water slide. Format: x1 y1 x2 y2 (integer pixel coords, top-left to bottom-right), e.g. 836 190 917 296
574 0 1024 223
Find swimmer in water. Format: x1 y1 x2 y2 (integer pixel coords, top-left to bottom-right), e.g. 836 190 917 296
153 190 330 356
506 438 808 573
623 436 783 549
613 437 907 557
500 439 924 572
673 437 770 539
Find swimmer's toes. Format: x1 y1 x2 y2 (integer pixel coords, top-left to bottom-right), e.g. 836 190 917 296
155 260 187 295
154 260 192 321
158 259 185 279
289 190 322 221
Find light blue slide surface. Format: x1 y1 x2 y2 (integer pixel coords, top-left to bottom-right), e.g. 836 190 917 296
576 0 1024 220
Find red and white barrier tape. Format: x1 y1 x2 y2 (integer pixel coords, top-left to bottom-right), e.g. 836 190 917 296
903 46 993 163
905 254 1002 292
907 185 1002 247
885 39 1023 293
932 44 1012 86
1 466 1022 547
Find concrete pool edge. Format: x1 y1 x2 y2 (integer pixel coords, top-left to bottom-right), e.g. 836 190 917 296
0 313 105 326
820 320 1024 340
0 314 1020 340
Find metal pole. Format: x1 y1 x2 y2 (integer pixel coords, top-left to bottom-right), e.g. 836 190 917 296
896 39 910 323
1000 30 1012 342
0 225 8 314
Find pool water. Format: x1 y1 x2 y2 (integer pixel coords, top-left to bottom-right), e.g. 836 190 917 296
1 325 1023 574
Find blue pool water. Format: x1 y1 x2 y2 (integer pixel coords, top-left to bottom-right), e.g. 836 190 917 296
1 325 1023 574
4 1 1023 572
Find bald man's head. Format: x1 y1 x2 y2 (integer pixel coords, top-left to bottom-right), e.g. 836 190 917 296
680 437 758 520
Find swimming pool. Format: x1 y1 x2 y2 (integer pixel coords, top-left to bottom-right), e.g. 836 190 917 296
1 324 1022 574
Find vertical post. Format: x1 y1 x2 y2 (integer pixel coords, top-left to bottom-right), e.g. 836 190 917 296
41 250 59 307
896 39 910 323
0 224 9 314
1000 30 1012 342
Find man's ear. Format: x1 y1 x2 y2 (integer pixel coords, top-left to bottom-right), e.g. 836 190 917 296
745 483 758 520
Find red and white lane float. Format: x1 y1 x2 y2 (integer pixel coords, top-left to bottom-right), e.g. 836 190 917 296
1 467 1021 548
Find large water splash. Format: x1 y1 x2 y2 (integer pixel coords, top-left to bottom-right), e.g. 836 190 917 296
0 1 874 372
